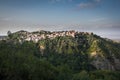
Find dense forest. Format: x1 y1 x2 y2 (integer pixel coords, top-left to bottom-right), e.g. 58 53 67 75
0 31 120 80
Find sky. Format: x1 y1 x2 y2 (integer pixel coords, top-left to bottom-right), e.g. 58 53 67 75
0 0 120 39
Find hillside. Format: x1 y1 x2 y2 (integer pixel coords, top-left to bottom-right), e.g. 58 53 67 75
7 30 120 70
0 30 120 80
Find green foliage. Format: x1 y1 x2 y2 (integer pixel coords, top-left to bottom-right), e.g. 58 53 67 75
0 41 58 80
89 70 120 80
0 32 120 80
57 64 73 80
73 70 89 80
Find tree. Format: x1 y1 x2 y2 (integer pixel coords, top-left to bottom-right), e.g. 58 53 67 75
73 70 90 80
7 30 12 38
7 31 11 36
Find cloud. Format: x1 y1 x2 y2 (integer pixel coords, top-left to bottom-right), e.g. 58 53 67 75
78 2 94 8
89 17 107 22
52 0 61 2
77 0 102 9
94 0 101 3
49 0 73 3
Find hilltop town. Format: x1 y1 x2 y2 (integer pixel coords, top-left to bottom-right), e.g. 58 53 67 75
7 30 93 43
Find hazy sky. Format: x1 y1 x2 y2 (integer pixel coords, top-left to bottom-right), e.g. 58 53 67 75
0 0 120 39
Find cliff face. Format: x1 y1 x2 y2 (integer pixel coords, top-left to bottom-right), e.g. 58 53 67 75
91 54 120 71
90 52 113 70
7 30 120 71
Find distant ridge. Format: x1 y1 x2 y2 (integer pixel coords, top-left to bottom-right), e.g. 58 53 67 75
0 36 7 40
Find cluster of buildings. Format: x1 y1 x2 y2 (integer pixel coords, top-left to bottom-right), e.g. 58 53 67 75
8 30 93 43
18 30 76 42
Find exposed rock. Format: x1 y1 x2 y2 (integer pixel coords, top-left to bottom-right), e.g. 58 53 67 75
91 56 115 71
